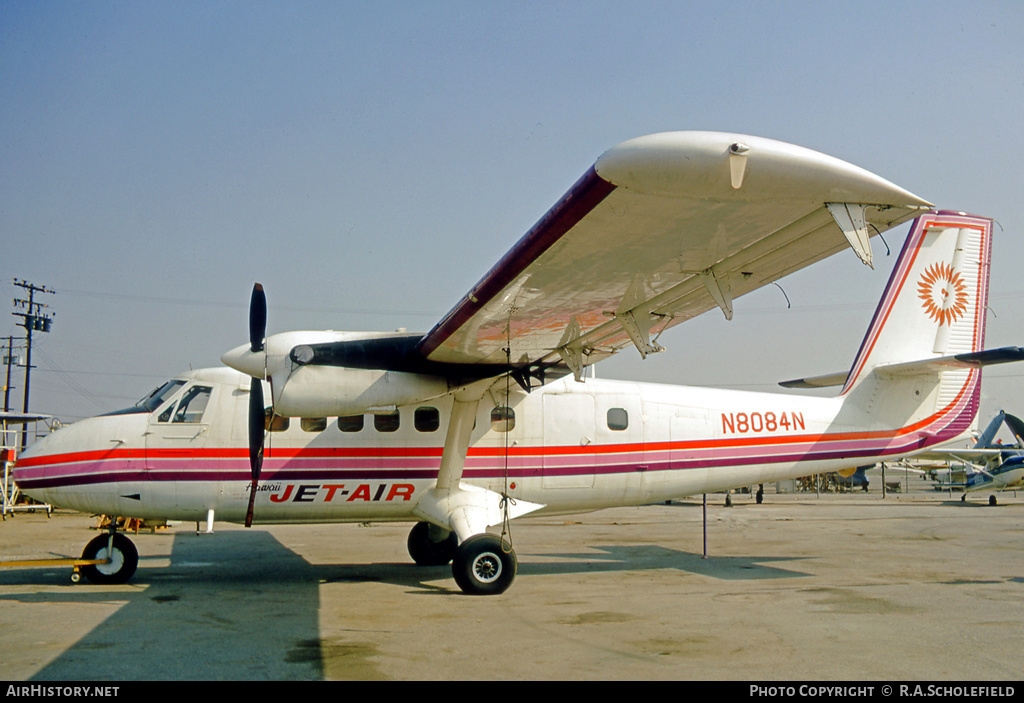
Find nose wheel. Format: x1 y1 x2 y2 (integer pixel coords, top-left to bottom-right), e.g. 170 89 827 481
79 532 138 585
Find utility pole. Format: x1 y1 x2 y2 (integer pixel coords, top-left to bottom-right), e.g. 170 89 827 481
11 279 55 449
3 335 21 412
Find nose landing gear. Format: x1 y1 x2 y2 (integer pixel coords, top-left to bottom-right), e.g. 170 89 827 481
1 527 139 585
78 531 139 585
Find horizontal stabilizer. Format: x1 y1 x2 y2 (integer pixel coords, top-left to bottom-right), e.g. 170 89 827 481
875 346 1024 377
779 371 848 389
780 346 1024 389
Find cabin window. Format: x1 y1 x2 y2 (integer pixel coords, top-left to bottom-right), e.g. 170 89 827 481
374 410 400 433
170 385 212 423
490 406 515 433
415 407 440 432
607 408 629 431
301 417 327 432
265 410 289 432
337 415 364 432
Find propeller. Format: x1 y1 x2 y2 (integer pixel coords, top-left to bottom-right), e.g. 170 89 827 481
244 283 268 528
245 375 264 527
249 283 266 353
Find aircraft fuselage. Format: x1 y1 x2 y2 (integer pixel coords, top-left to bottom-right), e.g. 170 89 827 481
14 365 971 525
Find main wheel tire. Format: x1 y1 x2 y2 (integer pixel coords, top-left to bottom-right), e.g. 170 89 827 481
79 533 139 585
407 521 458 566
452 534 516 595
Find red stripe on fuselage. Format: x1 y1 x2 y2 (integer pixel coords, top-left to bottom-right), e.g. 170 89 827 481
16 370 976 488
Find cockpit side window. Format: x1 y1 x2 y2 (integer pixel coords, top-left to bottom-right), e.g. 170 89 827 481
138 380 186 413
162 385 213 424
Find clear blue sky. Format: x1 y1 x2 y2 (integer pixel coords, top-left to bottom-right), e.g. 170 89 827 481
2 1 1022 429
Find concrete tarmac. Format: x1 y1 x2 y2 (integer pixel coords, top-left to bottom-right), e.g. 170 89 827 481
1 483 1021 681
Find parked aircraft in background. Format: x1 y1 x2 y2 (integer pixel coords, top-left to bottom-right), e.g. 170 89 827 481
835 466 871 491
927 411 1024 504
13 132 1023 594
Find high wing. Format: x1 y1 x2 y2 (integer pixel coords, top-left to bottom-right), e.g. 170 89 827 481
417 131 932 380
223 131 933 416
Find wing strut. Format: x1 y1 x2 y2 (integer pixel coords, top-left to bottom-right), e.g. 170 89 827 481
435 394 480 492
413 381 545 542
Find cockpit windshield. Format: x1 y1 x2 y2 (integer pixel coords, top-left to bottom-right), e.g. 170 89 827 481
135 379 186 412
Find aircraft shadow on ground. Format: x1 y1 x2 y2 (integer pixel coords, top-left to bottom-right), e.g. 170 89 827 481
517 544 809 581
0 532 808 681
3 531 326 681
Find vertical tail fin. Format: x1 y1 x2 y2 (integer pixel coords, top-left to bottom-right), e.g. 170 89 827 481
833 211 998 450
841 211 992 394
779 211 1016 458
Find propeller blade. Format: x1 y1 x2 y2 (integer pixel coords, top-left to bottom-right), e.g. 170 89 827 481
249 283 267 353
245 376 265 528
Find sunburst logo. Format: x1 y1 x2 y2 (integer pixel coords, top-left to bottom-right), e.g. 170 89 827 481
918 263 969 326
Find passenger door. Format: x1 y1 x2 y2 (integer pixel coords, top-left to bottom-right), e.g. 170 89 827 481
542 392 596 488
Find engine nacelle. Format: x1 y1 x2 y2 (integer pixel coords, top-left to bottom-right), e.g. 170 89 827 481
224 329 503 417
272 365 455 418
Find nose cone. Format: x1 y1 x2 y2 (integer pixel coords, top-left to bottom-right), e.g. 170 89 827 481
221 343 267 379
11 430 49 472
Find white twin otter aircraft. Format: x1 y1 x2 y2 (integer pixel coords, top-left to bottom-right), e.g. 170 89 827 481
15 132 1023 594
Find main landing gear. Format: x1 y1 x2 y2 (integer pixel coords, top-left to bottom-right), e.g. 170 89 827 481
960 494 1000 506
407 521 458 566
407 521 517 595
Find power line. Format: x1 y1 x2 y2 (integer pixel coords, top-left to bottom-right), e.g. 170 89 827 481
31 348 112 414
59 287 442 318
